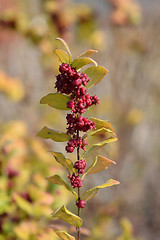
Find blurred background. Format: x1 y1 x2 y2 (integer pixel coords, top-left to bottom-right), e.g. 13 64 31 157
0 0 160 239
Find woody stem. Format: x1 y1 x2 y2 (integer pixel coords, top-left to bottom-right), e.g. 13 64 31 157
77 129 80 240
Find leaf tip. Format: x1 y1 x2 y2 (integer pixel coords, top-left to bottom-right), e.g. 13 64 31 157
115 180 120 185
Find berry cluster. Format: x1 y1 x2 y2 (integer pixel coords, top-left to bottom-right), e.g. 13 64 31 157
74 159 86 174
67 94 99 114
66 114 95 135
65 135 87 153
55 63 90 95
55 62 100 209
68 173 82 188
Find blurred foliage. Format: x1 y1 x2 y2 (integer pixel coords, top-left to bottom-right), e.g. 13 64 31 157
0 71 25 102
108 0 141 26
0 120 72 240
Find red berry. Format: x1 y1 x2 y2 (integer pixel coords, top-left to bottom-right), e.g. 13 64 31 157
72 78 82 86
66 146 74 153
76 200 86 208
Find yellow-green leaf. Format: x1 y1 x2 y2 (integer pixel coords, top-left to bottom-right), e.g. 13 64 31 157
83 66 109 89
13 193 33 215
82 137 118 158
83 127 114 140
40 93 70 110
71 57 97 70
51 227 75 240
37 126 71 142
54 49 70 64
46 175 78 200
52 205 82 227
89 117 116 136
56 38 72 63
81 179 120 201
50 152 74 173
77 49 98 58
85 155 116 176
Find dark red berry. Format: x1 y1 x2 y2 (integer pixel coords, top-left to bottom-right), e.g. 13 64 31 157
68 173 83 188
76 200 86 208
74 159 86 174
72 78 82 86
66 146 74 153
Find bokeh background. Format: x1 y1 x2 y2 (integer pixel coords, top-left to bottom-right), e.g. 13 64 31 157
0 0 160 239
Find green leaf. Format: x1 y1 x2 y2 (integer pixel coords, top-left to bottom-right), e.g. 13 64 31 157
83 155 116 177
56 38 72 63
52 205 82 227
40 93 70 110
37 126 71 142
83 66 109 89
51 227 75 240
77 49 98 58
54 49 70 64
82 137 118 158
81 179 120 201
50 152 74 174
71 57 97 70
89 117 116 136
46 175 78 200
13 193 33 215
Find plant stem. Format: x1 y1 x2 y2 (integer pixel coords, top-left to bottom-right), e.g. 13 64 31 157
77 129 80 240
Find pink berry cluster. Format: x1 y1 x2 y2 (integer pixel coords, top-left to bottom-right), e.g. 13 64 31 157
65 134 88 153
74 159 86 174
55 63 99 152
68 173 82 188
66 115 95 136
55 63 90 95
67 159 86 189
55 62 100 208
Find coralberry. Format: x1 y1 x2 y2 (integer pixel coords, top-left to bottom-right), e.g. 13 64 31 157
76 200 86 208
74 159 86 174
68 173 83 188
55 62 100 209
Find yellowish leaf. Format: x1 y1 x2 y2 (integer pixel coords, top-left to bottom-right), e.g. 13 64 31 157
51 227 75 240
84 155 116 176
77 49 98 58
46 175 78 200
52 205 82 227
81 179 120 201
83 66 109 89
56 38 72 63
89 117 116 136
37 126 71 142
54 49 70 64
40 93 70 110
71 57 97 70
50 152 74 174
82 137 118 158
